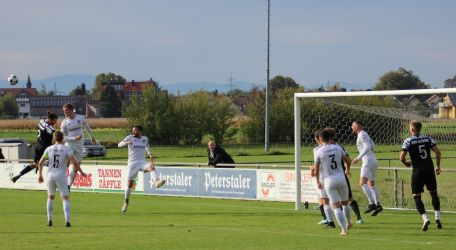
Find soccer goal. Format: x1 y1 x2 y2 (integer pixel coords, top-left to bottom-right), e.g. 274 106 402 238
294 88 456 211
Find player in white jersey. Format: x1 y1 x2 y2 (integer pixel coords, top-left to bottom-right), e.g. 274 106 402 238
351 120 383 216
118 125 166 213
314 129 352 235
61 103 96 190
37 131 87 227
311 131 335 228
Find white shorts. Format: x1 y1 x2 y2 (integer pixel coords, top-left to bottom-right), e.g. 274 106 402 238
318 180 328 199
66 143 83 163
70 148 83 163
324 178 349 205
47 174 69 197
360 161 378 181
127 162 150 180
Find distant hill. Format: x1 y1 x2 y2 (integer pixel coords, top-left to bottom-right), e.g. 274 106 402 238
0 74 372 95
163 81 262 94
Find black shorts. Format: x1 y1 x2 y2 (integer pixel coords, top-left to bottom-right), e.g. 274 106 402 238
411 171 437 194
34 145 46 163
344 174 353 199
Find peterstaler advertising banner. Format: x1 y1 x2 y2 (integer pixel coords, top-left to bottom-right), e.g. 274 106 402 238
3 163 321 203
257 169 319 203
143 167 198 196
144 167 257 200
197 168 256 199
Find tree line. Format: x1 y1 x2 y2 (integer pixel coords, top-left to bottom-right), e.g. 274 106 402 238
2 68 456 144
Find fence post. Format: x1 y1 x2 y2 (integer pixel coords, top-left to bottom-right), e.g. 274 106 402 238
394 168 398 208
401 179 405 208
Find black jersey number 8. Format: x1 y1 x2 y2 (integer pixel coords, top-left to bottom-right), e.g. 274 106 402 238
329 154 338 170
52 154 60 168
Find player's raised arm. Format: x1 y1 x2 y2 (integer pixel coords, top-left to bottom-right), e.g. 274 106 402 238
118 136 131 147
83 118 96 144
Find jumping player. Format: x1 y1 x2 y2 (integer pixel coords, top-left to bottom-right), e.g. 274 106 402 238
351 120 383 216
61 103 95 190
11 112 58 183
119 125 166 213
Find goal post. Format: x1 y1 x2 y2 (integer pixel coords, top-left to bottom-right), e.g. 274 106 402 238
294 88 456 210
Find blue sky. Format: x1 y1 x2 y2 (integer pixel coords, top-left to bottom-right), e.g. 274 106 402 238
1 0 456 89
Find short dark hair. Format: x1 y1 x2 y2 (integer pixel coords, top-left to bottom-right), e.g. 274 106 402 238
319 129 331 143
47 111 57 120
353 119 363 127
410 120 422 133
324 127 336 139
53 131 64 142
63 103 73 110
133 125 144 133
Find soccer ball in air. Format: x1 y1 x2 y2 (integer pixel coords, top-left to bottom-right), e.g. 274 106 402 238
8 75 18 85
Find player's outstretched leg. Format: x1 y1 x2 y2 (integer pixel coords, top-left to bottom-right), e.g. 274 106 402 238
122 180 133 213
11 164 35 183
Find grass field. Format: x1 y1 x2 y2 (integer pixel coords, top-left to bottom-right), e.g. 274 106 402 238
1 189 455 250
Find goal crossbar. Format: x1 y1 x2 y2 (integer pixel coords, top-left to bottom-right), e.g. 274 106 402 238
294 88 456 210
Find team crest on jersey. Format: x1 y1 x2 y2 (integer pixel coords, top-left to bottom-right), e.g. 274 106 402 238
142 139 145 143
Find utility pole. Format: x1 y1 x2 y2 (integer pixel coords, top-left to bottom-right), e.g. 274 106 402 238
227 72 234 92
264 0 271 152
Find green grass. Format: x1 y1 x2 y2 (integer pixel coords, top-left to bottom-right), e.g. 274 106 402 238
1 189 455 250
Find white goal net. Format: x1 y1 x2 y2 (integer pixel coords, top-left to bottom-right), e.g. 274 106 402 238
294 88 456 212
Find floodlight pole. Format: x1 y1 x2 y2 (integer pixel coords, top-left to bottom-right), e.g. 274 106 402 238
264 0 271 152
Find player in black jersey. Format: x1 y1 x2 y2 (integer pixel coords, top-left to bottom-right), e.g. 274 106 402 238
11 112 58 183
400 120 442 231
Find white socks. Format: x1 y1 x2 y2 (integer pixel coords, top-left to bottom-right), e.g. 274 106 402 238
47 199 70 223
343 205 351 223
422 213 429 222
47 199 54 221
334 208 347 231
323 204 334 222
125 188 132 200
361 184 374 204
435 210 441 220
63 200 70 223
370 186 380 205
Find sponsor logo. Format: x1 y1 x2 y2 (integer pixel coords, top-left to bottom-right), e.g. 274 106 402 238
74 173 93 187
155 172 193 188
203 172 251 191
98 168 122 189
261 173 275 196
